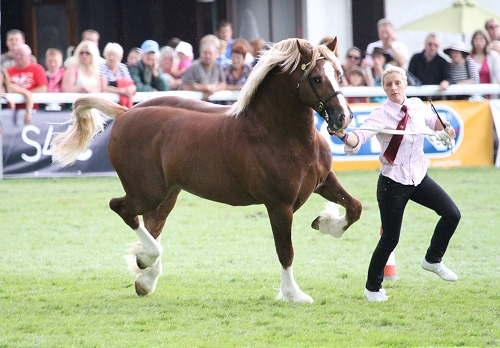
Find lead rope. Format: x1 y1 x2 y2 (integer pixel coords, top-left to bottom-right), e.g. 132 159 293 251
346 127 455 153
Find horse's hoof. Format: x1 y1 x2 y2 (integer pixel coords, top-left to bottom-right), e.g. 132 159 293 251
311 216 320 230
135 280 148 297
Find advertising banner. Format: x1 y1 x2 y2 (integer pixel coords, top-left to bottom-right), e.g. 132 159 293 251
1 109 115 177
1 100 494 178
314 100 494 171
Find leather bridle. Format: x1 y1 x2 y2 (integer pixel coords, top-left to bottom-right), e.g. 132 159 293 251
297 56 344 123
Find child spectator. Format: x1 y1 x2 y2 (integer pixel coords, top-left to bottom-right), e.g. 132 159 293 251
126 47 141 66
45 48 65 93
345 66 370 103
249 38 267 67
172 41 193 79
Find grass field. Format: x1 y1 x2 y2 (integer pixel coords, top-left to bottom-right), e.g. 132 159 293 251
0 167 499 347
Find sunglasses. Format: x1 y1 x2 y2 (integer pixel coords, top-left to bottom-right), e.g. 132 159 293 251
79 51 91 56
347 55 360 60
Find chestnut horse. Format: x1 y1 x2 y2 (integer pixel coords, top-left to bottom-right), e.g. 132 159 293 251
51 38 362 303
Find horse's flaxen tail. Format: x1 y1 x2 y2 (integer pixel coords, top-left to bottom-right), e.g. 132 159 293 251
51 96 128 166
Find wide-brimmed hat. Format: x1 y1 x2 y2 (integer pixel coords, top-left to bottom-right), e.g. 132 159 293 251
140 40 160 54
444 40 470 57
371 47 393 62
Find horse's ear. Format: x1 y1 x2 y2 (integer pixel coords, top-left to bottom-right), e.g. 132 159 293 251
325 37 338 53
296 39 312 60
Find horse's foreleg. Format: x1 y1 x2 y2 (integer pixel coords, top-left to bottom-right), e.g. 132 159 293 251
312 171 362 237
267 205 314 303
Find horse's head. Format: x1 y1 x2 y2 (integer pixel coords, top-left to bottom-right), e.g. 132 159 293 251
296 38 353 134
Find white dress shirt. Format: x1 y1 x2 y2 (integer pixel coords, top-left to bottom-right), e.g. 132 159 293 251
345 97 438 186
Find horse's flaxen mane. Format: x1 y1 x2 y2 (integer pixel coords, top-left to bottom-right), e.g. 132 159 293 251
226 38 339 117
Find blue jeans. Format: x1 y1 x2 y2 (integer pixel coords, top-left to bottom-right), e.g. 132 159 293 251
365 174 461 292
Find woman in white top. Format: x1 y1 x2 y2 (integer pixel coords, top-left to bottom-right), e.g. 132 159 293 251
334 66 460 302
61 40 101 93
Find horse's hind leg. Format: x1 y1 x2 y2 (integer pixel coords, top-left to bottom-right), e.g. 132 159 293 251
123 190 181 296
267 204 314 303
110 190 177 296
312 171 362 238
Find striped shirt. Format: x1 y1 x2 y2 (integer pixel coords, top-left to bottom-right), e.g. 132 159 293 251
99 62 131 83
345 97 438 185
449 57 479 84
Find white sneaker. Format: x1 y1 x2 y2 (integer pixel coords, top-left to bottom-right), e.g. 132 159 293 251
421 258 458 281
364 288 388 302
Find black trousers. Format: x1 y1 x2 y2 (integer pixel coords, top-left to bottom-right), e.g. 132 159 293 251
365 174 461 292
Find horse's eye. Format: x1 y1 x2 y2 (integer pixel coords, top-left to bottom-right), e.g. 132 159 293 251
312 76 322 84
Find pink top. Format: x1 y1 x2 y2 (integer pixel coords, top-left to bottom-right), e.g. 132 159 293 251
345 97 438 186
175 58 192 78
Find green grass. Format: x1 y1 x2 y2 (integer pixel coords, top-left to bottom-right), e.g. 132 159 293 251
0 167 499 347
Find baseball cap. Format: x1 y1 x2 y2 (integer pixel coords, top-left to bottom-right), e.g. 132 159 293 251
140 40 160 54
175 41 193 58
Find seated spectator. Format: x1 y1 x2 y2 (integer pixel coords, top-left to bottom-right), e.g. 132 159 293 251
470 29 500 85
223 39 252 91
345 66 370 103
181 39 226 101
45 48 65 93
7 44 47 118
444 40 479 100
126 47 141 66
159 46 181 90
490 40 500 55
365 18 408 68
1 29 37 70
129 40 169 92
341 46 372 87
218 38 231 66
249 38 267 67
444 40 479 85
242 39 255 66
100 42 136 106
369 47 393 102
201 34 230 66
2 69 34 124
166 37 181 49
217 20 234 58
64 29 105 67
485 18 500 42
61 40 101 93
408 33 451 96
171 41 193 79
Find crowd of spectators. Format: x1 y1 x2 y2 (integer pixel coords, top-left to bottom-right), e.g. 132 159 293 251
3 17 500 125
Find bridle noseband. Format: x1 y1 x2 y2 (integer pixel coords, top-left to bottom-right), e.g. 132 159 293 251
297 56 344 123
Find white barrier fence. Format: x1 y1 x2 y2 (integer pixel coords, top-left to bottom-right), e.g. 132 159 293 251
2 85 499 179
2 84 500 104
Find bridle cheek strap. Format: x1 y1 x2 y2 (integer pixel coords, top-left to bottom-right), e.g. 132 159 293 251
298 56 343 123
